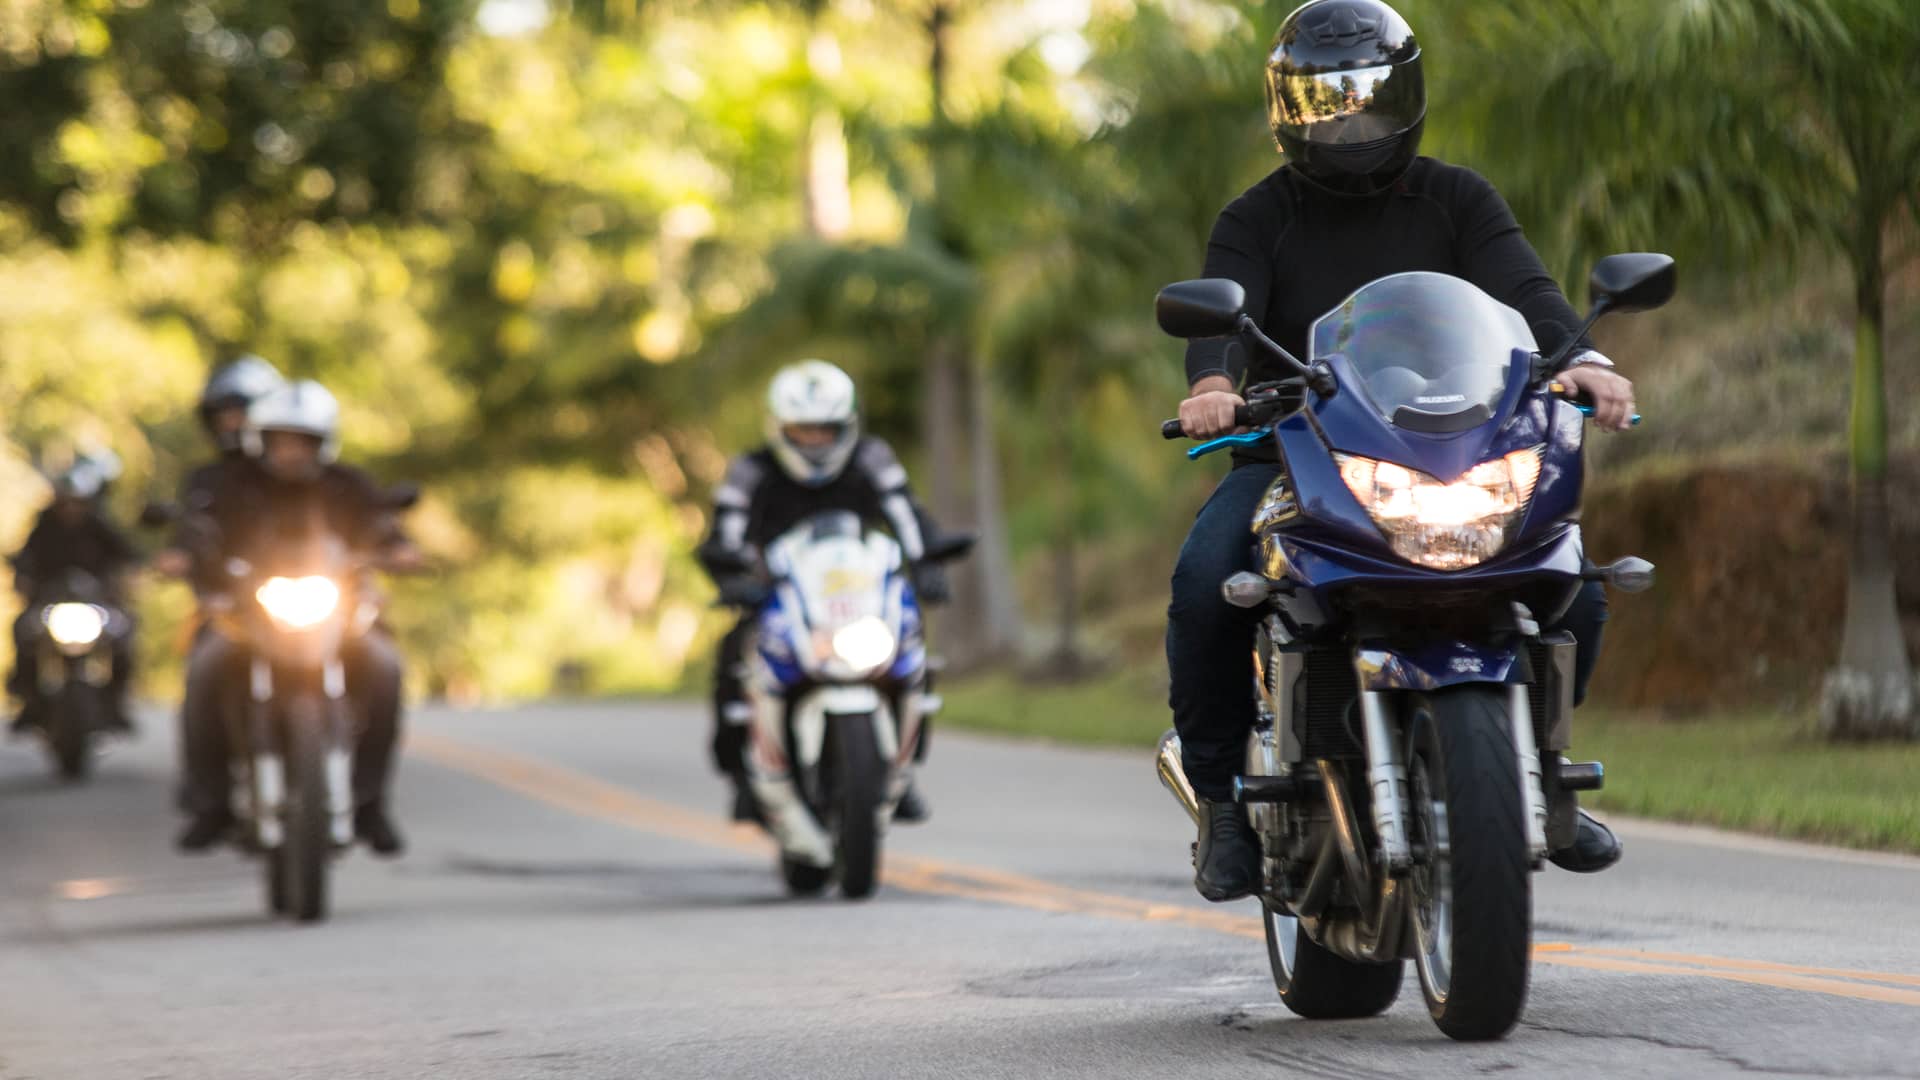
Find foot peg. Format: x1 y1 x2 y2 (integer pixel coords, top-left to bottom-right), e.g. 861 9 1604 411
1556 759 1605 791
1232 770 1315 803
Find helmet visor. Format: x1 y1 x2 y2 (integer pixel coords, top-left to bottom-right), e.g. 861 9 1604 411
781 422 853 466
1269 62 1424 146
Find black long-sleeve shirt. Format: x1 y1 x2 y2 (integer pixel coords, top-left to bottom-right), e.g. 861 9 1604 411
183 458 406 593
698 437 928 579
11 510 136 598
1185 158 1592 390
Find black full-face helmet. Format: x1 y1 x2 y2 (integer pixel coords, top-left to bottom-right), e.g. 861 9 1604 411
1265 0 1425 197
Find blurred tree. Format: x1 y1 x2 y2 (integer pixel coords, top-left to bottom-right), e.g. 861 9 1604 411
0 0 481 243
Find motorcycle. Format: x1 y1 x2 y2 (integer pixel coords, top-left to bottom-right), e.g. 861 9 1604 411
1153 254 1673 1040
727 511 971 900
19 569 132 780
157 490 415 924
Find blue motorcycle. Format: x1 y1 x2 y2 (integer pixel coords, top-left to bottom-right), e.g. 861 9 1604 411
1153 254 1673 1040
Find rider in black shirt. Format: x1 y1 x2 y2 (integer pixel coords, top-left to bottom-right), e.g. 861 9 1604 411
697 360 945 823
8 457 138 731
1171 0 1637 902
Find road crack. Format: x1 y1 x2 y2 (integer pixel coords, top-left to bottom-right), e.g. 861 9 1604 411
1523 1021 1919 1078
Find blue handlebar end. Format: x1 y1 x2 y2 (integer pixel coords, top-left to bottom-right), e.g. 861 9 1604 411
1573 404 1643 426
1187 430 1274 460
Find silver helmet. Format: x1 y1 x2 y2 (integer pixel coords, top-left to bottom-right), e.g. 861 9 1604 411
199 355 287 450
243 380 341 477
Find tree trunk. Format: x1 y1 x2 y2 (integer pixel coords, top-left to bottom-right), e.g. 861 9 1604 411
801 18 851 241
964 352 1023 663
1821 239 1914 738
1050 432 1083 677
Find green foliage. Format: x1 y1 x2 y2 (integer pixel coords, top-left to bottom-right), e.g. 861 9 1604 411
0 0 1912 704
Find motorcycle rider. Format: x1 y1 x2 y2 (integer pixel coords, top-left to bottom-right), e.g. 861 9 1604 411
1171 0 1635 902
152 356 287 815
8 456 138 733
173 380 421 855
697 359 947 824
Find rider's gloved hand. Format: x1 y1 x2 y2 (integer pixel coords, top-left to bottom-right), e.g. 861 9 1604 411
716 575 770 609
1178 374 1245 439
909 561 951 605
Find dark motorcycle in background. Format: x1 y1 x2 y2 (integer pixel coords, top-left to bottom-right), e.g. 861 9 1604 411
16 568 133 781
1155 255 1673 1040
153 491 414 923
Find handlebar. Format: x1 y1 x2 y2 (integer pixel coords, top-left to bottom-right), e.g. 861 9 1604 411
1549 381 1643 426
1160 403 1266 441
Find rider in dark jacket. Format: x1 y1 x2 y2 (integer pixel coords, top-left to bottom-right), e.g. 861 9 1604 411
173 380 421 856
697 360 946 824
1171 0 1637 903
8 458 138 731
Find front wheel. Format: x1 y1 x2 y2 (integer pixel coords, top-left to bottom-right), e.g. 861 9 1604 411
1263 903 1402 1019
48 685 96 782
277 695 333 924
829 714 886 900
1406 686 1532 1041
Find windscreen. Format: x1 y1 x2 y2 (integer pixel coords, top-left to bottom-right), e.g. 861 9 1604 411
1308 273 1534 431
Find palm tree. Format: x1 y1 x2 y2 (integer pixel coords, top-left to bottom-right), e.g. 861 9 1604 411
1437 0 1920 737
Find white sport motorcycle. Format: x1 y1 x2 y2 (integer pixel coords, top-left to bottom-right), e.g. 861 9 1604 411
735 511 969 900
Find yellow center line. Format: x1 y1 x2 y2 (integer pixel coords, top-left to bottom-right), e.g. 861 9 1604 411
412 731 1920 1007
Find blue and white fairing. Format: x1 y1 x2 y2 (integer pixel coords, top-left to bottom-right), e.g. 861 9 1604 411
1248 273 1593 691
752 512 927 691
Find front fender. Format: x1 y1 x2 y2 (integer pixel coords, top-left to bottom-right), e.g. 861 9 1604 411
1354 642 1520 692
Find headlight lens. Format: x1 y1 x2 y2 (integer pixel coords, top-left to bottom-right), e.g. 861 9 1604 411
255 576 341 629
829 616 898 673
44 603 107 647
1336 447 1543 570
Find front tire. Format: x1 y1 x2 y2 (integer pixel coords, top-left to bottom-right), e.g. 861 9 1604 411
1407 687 1531 1041
1264 903 1402 1019
829 714 886 900
279 695 332 924
49 685 95 783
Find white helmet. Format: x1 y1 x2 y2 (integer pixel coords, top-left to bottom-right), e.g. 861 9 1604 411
243 380 341 469
765 360 860 486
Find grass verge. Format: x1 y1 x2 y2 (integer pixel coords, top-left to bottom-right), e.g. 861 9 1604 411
944 672 1920 854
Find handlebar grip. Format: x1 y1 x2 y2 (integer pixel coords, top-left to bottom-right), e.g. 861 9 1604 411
1161 419 1185 440
1234 404 1256 426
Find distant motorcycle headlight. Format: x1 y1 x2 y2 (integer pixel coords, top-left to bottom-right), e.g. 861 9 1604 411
255 576 341 630
44 603 107 648
830 616 898 673
1335 447 1543 570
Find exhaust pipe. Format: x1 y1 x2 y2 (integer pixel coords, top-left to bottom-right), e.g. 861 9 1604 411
1157 730 1202 826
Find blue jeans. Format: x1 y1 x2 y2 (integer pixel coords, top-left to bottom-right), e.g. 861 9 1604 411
1165 463 1607 801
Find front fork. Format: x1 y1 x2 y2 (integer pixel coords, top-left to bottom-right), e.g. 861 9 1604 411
743 674 938 867
244 658 354 849
1358 683 1550 873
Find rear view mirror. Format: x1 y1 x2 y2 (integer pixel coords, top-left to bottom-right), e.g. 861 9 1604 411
1589 253 1675 314
1155 279 1247 339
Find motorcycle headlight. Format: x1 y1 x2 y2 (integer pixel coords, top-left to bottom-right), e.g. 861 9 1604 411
1335 447 1543 571
830 616 898 673
255 576 341 630
43 603 107 648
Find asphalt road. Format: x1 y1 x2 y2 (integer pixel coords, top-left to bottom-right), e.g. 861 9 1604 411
4 702 1920 1080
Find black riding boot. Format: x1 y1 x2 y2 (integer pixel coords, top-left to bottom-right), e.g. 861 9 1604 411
1193 798 1261 902
1549 808 1622 873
